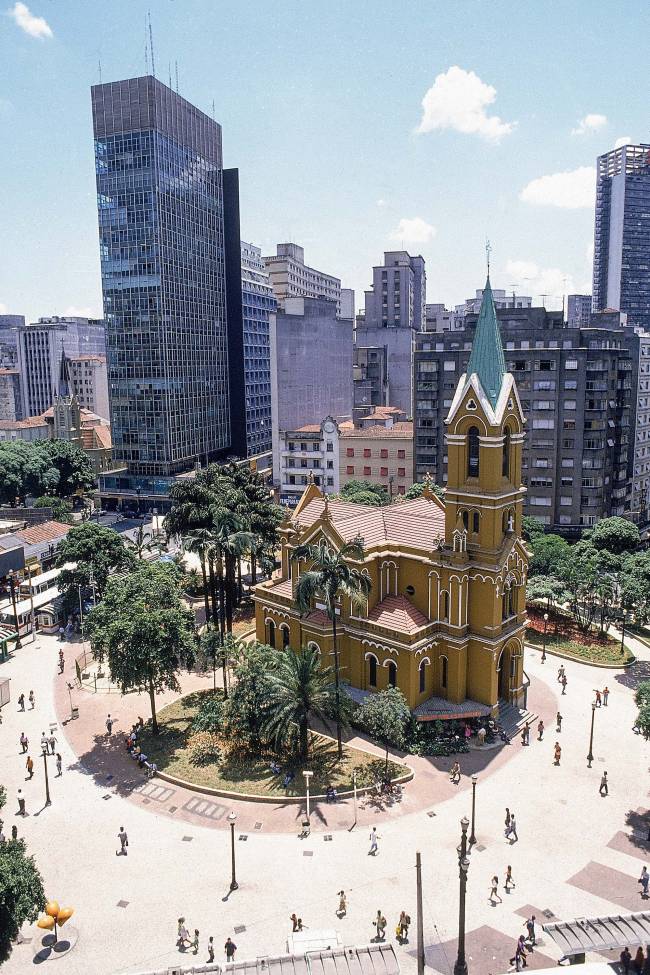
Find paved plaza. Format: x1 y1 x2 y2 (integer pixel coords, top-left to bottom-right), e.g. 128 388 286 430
1 631 649 975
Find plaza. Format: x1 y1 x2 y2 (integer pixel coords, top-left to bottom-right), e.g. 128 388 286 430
1 624 649 975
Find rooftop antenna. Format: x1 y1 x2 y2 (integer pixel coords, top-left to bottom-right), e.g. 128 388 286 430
562 275 569 320
168 61 172 88
148 10 156 78
485 238 491 277
175 61 179 93
508 284 518 304
539 293 549 309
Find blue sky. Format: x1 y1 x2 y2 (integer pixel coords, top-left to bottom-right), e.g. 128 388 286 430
0 0 648 323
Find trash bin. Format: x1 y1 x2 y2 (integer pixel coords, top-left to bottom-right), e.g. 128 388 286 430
71 706 79 720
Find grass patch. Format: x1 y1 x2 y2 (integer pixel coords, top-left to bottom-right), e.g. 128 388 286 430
526 627 633 664
138 690 405 796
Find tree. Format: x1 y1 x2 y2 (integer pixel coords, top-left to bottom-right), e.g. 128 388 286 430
634 681 650 739
56 522 134 605
621 550 650 622
0 782 46 961
262 646 341 760
528 533 570 577
588 516 640 555
0 442 58 504
526 575 569 612
33 495 73 523
226 640 277 748
404 480 444 499
38 439 95 497
522 515 546 543
293 537 371 759
557 540 623 634
357 687 410 777
338 480 390 506
85 563 195 734
125 524 154 560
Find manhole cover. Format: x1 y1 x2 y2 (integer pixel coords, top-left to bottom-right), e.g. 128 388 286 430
234 925 246 934
103 794 111 800
543 909 555 919
427 811 436 818
169 806 177 813
475 844 486 852
238 835 248 841
255 822 262 830
303 850 314 857
142 797 150 805
324 835 333 841
117 900 129 908
182 836 193 842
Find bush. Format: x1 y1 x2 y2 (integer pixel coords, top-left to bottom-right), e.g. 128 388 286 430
635 680 650 709
187 732 221 766
192 695 226 733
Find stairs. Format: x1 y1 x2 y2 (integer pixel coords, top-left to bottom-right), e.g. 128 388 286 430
498 701 539 739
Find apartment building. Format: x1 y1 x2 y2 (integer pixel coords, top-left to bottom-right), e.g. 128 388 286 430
263 243 341 313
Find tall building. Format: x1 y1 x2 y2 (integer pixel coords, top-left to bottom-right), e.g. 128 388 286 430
263 243 341 312
67 355 109 420
414 296 633 532
15 316 106 418
91 75 229 484
593 144 650 329
567 294 593 327
255 282 528 716
455 288 532 316
0 369 22 422
0 315 22 368
364 251 426 331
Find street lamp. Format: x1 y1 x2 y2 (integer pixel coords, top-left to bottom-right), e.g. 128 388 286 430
228 811 238 891
41 742 51 806
66 682 74 720
453 817 470 975
469 775 478 846
7 570 22 650
303 770 313 824
587 702 596 768
620 613 627 656
541 612 549 663
77 585 84 637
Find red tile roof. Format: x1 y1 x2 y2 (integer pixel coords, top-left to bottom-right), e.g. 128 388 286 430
268 578 293 598
367 595 429 633
15 521 71 545
0 416 48 429
303 609 331 627
295 495 444 552
340 422 413 439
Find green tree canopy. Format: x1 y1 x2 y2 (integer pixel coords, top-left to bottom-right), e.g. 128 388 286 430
586 516 640 555
39 439 95 497
0 825 46 961
357 687 411 776
338 480 390 506
33 495 73 523
225 640 278 748
526 575 570 610
528 533 570 577
0 442 58 504
522 515 546 542
86 563 195 733
56 522 135 603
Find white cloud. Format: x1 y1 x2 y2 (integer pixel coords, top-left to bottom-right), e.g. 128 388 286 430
376 199 387 208
519 166 596 209
571 113 607 136
63 305 100 319
8 2 52 38
416 65 515 142
614 135 631 149
390 217 436 246
505 259 574 309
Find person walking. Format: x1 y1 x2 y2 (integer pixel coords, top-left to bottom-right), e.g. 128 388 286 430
594 689 602 707
117 826 128 855
369 827 380 855
28 690 35 709
600 771 609 797
40 731 47 753
510 935 528 971
20 732 28 753
621 947 632 975
449 761 461 783
556 712 562 732
55 753 62 776
525 915 536 948
634 947 645 974
603 686 609 706
58 649 65 673
207 936 215 963
554 742 562 766
18 693 25 711
537 720 544 741
504 865 516 891
224 937 237 962
561 674 568 695
557 665 565 684
509 813 518 842
398 911 410 941
489 876 503 903
192 930 199 955
26 755 34 779
639 866 649 898
337 891 347 917
106 714 114 736
373 910 387 941
505 807 511 831
290 913 298 932
48 732 57 755
17 790 26 816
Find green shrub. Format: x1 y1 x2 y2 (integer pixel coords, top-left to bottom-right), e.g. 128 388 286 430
191 695 226 733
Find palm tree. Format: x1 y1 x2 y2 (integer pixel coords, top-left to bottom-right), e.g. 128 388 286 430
263 645 338 760
125 524 154 561
209 508 256 636
184 528 214 629
292 537 371 759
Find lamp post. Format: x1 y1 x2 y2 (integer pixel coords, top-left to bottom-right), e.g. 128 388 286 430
303 770 313 824
352 769 358 829
77 585 84 637
8 570 22 650
453 817 470 975
228 811 238 891
620 613 627 656
541 612 549 663
41 743 51 806
66 682 74 720
587 702 596 768
469 775 478 846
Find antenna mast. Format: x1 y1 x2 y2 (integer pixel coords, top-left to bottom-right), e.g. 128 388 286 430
148 11 156 78
485 238 491 276
175 61 179 92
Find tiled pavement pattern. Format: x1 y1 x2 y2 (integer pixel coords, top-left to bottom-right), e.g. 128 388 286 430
567 861 650 913
419 925 556 975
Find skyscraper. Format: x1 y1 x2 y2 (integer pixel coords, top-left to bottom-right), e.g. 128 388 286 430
593 144 650 329
91 76 230 481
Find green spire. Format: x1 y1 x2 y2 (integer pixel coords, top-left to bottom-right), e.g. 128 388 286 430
466 276 506 408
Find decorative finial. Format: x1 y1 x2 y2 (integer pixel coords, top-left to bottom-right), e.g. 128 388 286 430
308 470 314 484
322 495 330 520
485 238 491 277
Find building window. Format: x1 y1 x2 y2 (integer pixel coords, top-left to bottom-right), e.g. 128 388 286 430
387 660 397 688
398 449 406 459
267 620 276 648
364 448 371 458
502 427 511 478
467 427 480 477
326 442 333 452
364 466 371 475
397 467 405 477
397 484 405 495
346 447 354 457
369 656 377 687
327 477 334 486
441 591 449 621
472 511 480 534
440 655 448 689
462 510 469 529
419 662 426 694
380 448 388 459
327 460 334 469
282 626 290 648
346 465 354 474
381 467 388 476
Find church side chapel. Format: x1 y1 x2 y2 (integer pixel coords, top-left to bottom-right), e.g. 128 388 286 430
254 277 529 719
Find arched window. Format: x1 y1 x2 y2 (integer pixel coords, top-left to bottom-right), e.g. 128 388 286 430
502 427 511 478
467 427 480 478
441 590 449 621
267 620 276 648
440 655 448 689
369 655 377 687
419 661 426 693
462 510 469 530
388 661 397 688
472 511 480 534
282 625 290 648
502 589 509 621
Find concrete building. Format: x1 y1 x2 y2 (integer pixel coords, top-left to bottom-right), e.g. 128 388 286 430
15 316 106 419
567 294 593 328
364 250 426 331
277 417 343 508
340 288 355 321
623 324 650 528
271 297 353 489
0 417 49 442
455 288 532 316
0 315 22 368
256 283 528 716
425 304 463 333
413 290 634 532
593 143 650 329
263 243 341 313
67 355 109 420
0 369 22 421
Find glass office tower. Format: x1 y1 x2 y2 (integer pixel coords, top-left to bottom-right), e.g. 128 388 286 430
91 76 230 478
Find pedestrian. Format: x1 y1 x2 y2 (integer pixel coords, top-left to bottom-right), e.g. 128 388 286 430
520 725 527 746
106 714 114 736
224 937 237 962
639 866 649 898
40 731 47 753
17 789 26 816
557 665 565 683
26 755 34 779
297 918 303 932
337 891 347 917
58 649 65 673
398 911 410 941
505 865 516 891
373 910 387 941
600 771 608 797
525 915 536 948
621 947 632 975
449 761 461 783
192 929 199 955
11 825 18 841
48 733 57 755
509 813 518 842
29 690 35 709
117 826 128 855
290 913 298 932
634 947 645 974
56 753 62 776
369 826 380 855
18 693 25 711
20 732 28 753
207 936 215 963
561 674 568 695
595 689 602 707
177 918 188 949
505 807 511 830
556 712 562 732
490 876 503 904
537 720 544 741
603 686 609 706
510 935 528 971
554 742 561 766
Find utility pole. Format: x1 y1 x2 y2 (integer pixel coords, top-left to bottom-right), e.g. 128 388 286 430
416 851 425 975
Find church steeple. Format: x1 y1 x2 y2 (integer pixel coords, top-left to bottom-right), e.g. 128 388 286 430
466 277 506 408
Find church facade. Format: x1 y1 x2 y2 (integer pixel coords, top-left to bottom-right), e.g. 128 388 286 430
254 280 529 717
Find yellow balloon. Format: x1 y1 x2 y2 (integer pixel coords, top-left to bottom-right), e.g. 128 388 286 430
45 901 60 918
38 917 55 930
56 908 74 926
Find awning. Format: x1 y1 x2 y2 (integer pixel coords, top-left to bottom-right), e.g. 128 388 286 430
413 695 492 722
544 912 650 957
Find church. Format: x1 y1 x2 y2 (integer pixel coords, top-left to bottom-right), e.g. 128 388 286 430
254 279 529 718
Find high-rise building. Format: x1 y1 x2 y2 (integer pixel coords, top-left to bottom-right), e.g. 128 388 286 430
567 294 593 327
91 75 230 483
364 251 426 331
0 369 22 422
67 355 110 420
593 144 650 329
263 243 341 312
0 315 22 368
15 316 106 418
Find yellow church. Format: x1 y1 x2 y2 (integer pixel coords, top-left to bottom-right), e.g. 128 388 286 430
254 279 529 719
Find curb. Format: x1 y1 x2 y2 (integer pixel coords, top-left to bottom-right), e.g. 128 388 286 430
524 642 636 670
